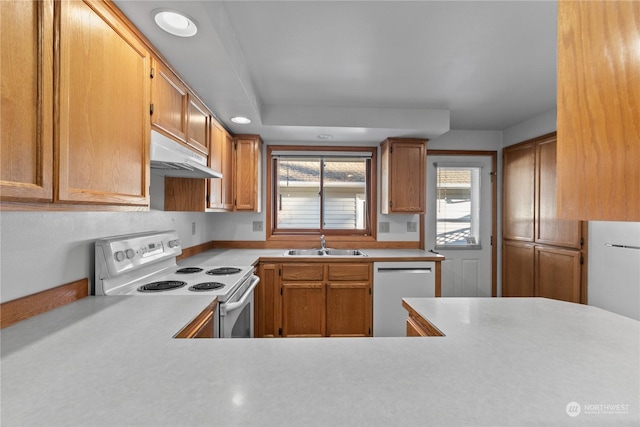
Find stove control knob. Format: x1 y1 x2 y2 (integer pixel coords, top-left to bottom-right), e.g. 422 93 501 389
169 239 180 248
125 249 135 259
114 251 125 262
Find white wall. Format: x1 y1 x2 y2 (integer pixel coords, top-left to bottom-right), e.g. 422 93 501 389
213 133 504 243
502 107 556 147
0 210 216 303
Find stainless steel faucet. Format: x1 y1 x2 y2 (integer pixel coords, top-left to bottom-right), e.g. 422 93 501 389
320 235 326 250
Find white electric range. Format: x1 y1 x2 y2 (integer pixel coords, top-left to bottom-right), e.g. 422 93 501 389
94 230 258 338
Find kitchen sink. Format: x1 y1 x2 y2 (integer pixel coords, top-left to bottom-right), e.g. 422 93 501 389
285 249 325 256
283 249 367 256
324 249 367 256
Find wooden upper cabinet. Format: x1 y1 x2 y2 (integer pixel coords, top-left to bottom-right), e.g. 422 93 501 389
57 0 150 206
234 135 263 212
208 120 233 211
380 138 427 214
1 0 54 203
186 95 209 156
557 0 640 221
150 58 188 143
503 142 535 241
535 137 581 248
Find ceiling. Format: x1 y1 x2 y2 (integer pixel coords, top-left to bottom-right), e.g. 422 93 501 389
114 1 557 145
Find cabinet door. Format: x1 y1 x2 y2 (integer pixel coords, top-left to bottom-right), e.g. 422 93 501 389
535 246 582 304
536 137 581 248
57 0 149 206
208 121 233 211
208 120 224 209
234 135 262 211
222 131 234 210
327 282 371 337
1 0 53 203
151 59 188 142
282 282 326 337
164 177 206 211
382 139 426 213
502 241 534 297
255 263 281 338
186 96 209 156
557 1 640 221
503 143 535 241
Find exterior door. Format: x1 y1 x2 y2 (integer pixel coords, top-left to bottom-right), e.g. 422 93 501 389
426 154 495 297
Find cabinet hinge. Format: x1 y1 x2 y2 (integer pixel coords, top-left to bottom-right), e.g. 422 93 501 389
150 67 154 78
580 237 584 246
369 288 371 295
390 201 393 208
278 327 282 336
580 255 584 265
234 199 237 206
490 235 493 246
280 287 283 295
390 146 393 154
279 268 282 276
205 194 210 203
368 327 371 335
234 141 237 150
150 103 154 116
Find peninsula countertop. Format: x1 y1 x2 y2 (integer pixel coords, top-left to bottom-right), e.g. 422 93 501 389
2 296 638 426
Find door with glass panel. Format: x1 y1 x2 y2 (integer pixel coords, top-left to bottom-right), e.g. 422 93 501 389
426 155 495 297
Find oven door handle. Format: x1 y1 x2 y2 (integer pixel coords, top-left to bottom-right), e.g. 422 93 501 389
223 275 260 313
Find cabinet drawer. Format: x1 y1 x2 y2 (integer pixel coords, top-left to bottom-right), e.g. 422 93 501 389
327 263 370 281
282 264 324 281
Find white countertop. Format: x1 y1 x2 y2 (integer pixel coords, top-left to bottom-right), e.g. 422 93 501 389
179 248 445 267
1 296 638 426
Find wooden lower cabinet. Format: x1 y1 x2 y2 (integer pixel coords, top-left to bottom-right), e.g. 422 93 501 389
255 262 372 338
502 241 534 297
326 282 371 337
402 300 444 337
503 240 584 304
535 246 582 303
174 300 218 339
283 282 326 337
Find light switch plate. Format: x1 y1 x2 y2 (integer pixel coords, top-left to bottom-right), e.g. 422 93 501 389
379 222 390 233
253 221 264 232
407 221 417 232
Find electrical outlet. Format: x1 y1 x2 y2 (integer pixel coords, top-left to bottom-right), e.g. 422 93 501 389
407 221 417 232
379 222 390 233
191 222 196 235
253 221 264 232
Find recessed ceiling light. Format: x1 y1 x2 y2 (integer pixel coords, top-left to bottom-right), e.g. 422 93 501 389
318 134 333 140
231 116 252 124
154 10 198 37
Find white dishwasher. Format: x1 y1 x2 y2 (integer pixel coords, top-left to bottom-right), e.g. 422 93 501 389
373 261 435 337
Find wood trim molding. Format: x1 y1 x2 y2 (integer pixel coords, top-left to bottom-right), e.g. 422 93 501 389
1 278 88 329
176 241 217 261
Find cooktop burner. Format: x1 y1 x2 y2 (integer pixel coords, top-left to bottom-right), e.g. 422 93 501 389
175 267 203 274
138 281 187 292
188 282 225 292
206 267 243 276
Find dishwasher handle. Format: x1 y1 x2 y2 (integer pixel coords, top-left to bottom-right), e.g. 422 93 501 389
376 267 432 273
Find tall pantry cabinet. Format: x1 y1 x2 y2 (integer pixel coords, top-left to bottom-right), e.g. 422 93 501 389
502 133 587 304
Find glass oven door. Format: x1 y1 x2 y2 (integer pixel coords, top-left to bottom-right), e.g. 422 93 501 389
219 275 259 338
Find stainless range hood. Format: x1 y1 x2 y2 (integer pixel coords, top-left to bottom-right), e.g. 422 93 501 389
150 130 222 179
